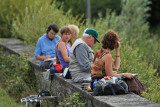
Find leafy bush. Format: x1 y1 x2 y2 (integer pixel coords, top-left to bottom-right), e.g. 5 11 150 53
92 0 160 103
0 87 20 107
116 0 160 73
0 0 33 38
0 52 36 101
11 0 86 46
56 0 121 21
57 92 87 107
117 43 160 103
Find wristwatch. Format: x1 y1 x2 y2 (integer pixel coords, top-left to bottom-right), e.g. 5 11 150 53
122 73 125 78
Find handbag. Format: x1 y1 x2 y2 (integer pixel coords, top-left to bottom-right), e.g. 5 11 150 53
123 77 145 95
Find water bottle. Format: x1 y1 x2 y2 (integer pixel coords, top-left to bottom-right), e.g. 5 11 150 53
93 79 98 89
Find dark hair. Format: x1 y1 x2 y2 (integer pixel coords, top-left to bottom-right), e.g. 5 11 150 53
101 30 119 50
46 24 59 34
60 26 71 35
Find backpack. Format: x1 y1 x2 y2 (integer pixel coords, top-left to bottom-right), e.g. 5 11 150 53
93 76 128 96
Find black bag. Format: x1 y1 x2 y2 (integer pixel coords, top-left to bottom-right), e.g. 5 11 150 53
62 67 72 79
40 60 53 69
39 90 51 97
93 77 128 96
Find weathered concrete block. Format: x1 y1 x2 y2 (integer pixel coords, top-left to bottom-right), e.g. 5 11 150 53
0 38 34 56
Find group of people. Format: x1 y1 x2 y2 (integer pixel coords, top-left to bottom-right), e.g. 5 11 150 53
34 23 133 84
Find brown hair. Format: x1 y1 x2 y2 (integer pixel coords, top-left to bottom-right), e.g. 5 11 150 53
60 26 71 35
101 30 119 50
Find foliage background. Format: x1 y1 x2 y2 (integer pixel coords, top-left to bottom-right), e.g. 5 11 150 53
0 87 20 107
0 0 160 105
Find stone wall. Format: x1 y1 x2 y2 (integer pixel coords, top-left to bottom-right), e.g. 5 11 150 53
0 38 160 107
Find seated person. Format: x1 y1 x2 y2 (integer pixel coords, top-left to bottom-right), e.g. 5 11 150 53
56 26 71 71
69 28 100 82
34 24 60 68
68 24 79 46
56 24 79 64
91 30 133 82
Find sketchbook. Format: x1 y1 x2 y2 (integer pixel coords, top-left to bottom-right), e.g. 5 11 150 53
44 57 56 62
132 74 138 77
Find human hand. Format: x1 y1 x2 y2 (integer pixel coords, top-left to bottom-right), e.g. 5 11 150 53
124 73 134 79
113 71 117 74
116 42 121 51
45 55 51 59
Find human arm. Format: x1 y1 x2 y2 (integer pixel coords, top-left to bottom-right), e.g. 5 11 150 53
36 55 51 61
74 44 92 72
57 42 69 62
102 54 133 79
112 41 120 69
34 39 51 61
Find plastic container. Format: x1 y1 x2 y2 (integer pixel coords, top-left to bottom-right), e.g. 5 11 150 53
93 79 98 89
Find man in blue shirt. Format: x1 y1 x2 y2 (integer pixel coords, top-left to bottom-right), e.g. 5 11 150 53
35 24 60 66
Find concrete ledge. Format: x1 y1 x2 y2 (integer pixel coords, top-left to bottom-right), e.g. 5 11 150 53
50 74 159 107
0 38 34 56
1 38 160 107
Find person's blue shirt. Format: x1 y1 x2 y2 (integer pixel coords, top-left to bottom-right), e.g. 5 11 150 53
34 33 60 64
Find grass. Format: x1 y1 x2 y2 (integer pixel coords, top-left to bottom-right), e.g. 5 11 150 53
0 38 8 42
0 86 20 107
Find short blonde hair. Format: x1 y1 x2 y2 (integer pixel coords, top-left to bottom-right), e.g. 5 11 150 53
68 24 79 35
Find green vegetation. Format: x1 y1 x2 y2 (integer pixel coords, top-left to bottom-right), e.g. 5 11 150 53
0 50 59 106
57 92 87 107
0 0 33 38
11 0 86 46
0 50 87 106
0 0 160 105
0 51 37 102
57 0 121 21
0 87 20 107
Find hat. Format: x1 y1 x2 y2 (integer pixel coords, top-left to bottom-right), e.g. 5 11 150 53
84 28 100 43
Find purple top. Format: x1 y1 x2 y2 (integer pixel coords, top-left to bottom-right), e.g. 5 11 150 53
56 41 70 69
